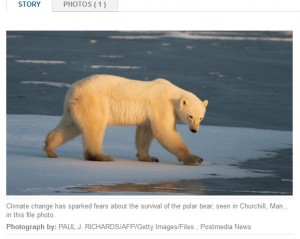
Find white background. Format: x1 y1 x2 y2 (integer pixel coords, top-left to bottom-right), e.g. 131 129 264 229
1 1 299 239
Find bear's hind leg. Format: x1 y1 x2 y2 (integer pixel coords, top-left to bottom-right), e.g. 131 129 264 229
135 124 159 162
70 96 113 162
44 120 80 158
82 124 114 161
78 115 113 162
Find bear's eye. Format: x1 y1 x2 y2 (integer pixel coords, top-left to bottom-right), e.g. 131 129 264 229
189 115 193 119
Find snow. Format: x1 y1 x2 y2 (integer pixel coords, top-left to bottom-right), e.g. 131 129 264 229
90 65 142 69
15 60 66 64
109 31 292 42
21 81 72 88
6 115 292 195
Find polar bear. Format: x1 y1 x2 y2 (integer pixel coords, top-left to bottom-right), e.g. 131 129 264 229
44 74 208 166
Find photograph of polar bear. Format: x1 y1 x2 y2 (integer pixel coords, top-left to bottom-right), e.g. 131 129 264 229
44 75 208 166
6 31 292 195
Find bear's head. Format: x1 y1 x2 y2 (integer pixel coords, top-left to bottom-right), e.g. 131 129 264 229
177 95 208 133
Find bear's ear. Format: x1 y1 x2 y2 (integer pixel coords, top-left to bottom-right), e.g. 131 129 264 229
180 98 188 109
203 100 208 108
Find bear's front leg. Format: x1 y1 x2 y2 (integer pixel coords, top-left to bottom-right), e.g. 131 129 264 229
135 124 159 163
152 122 203 166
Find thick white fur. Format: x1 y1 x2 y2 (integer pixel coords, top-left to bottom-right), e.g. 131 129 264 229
44 74 208 165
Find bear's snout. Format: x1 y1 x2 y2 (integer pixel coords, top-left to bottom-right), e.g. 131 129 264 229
190 129 197 133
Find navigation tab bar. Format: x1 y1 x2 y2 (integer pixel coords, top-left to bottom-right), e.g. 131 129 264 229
5 0 300 13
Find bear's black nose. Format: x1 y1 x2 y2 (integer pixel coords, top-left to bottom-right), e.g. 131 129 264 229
190 129 197 133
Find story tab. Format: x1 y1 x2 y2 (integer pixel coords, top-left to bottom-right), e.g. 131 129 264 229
18 1 41 8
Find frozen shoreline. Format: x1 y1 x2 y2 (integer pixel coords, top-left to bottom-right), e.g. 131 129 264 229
6 114 292 195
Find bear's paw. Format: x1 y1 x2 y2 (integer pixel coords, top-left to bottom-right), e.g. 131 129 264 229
136 153 159 163
84 152 114 162
43 146 58 158
182 154 203 166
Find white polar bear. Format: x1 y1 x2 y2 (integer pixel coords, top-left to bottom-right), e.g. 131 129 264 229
44 74 208 166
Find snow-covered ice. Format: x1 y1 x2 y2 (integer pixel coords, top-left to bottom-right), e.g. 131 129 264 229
6 115 292 195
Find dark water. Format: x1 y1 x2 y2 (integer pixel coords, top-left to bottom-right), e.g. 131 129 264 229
7 31 292 130
6 31 293 195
